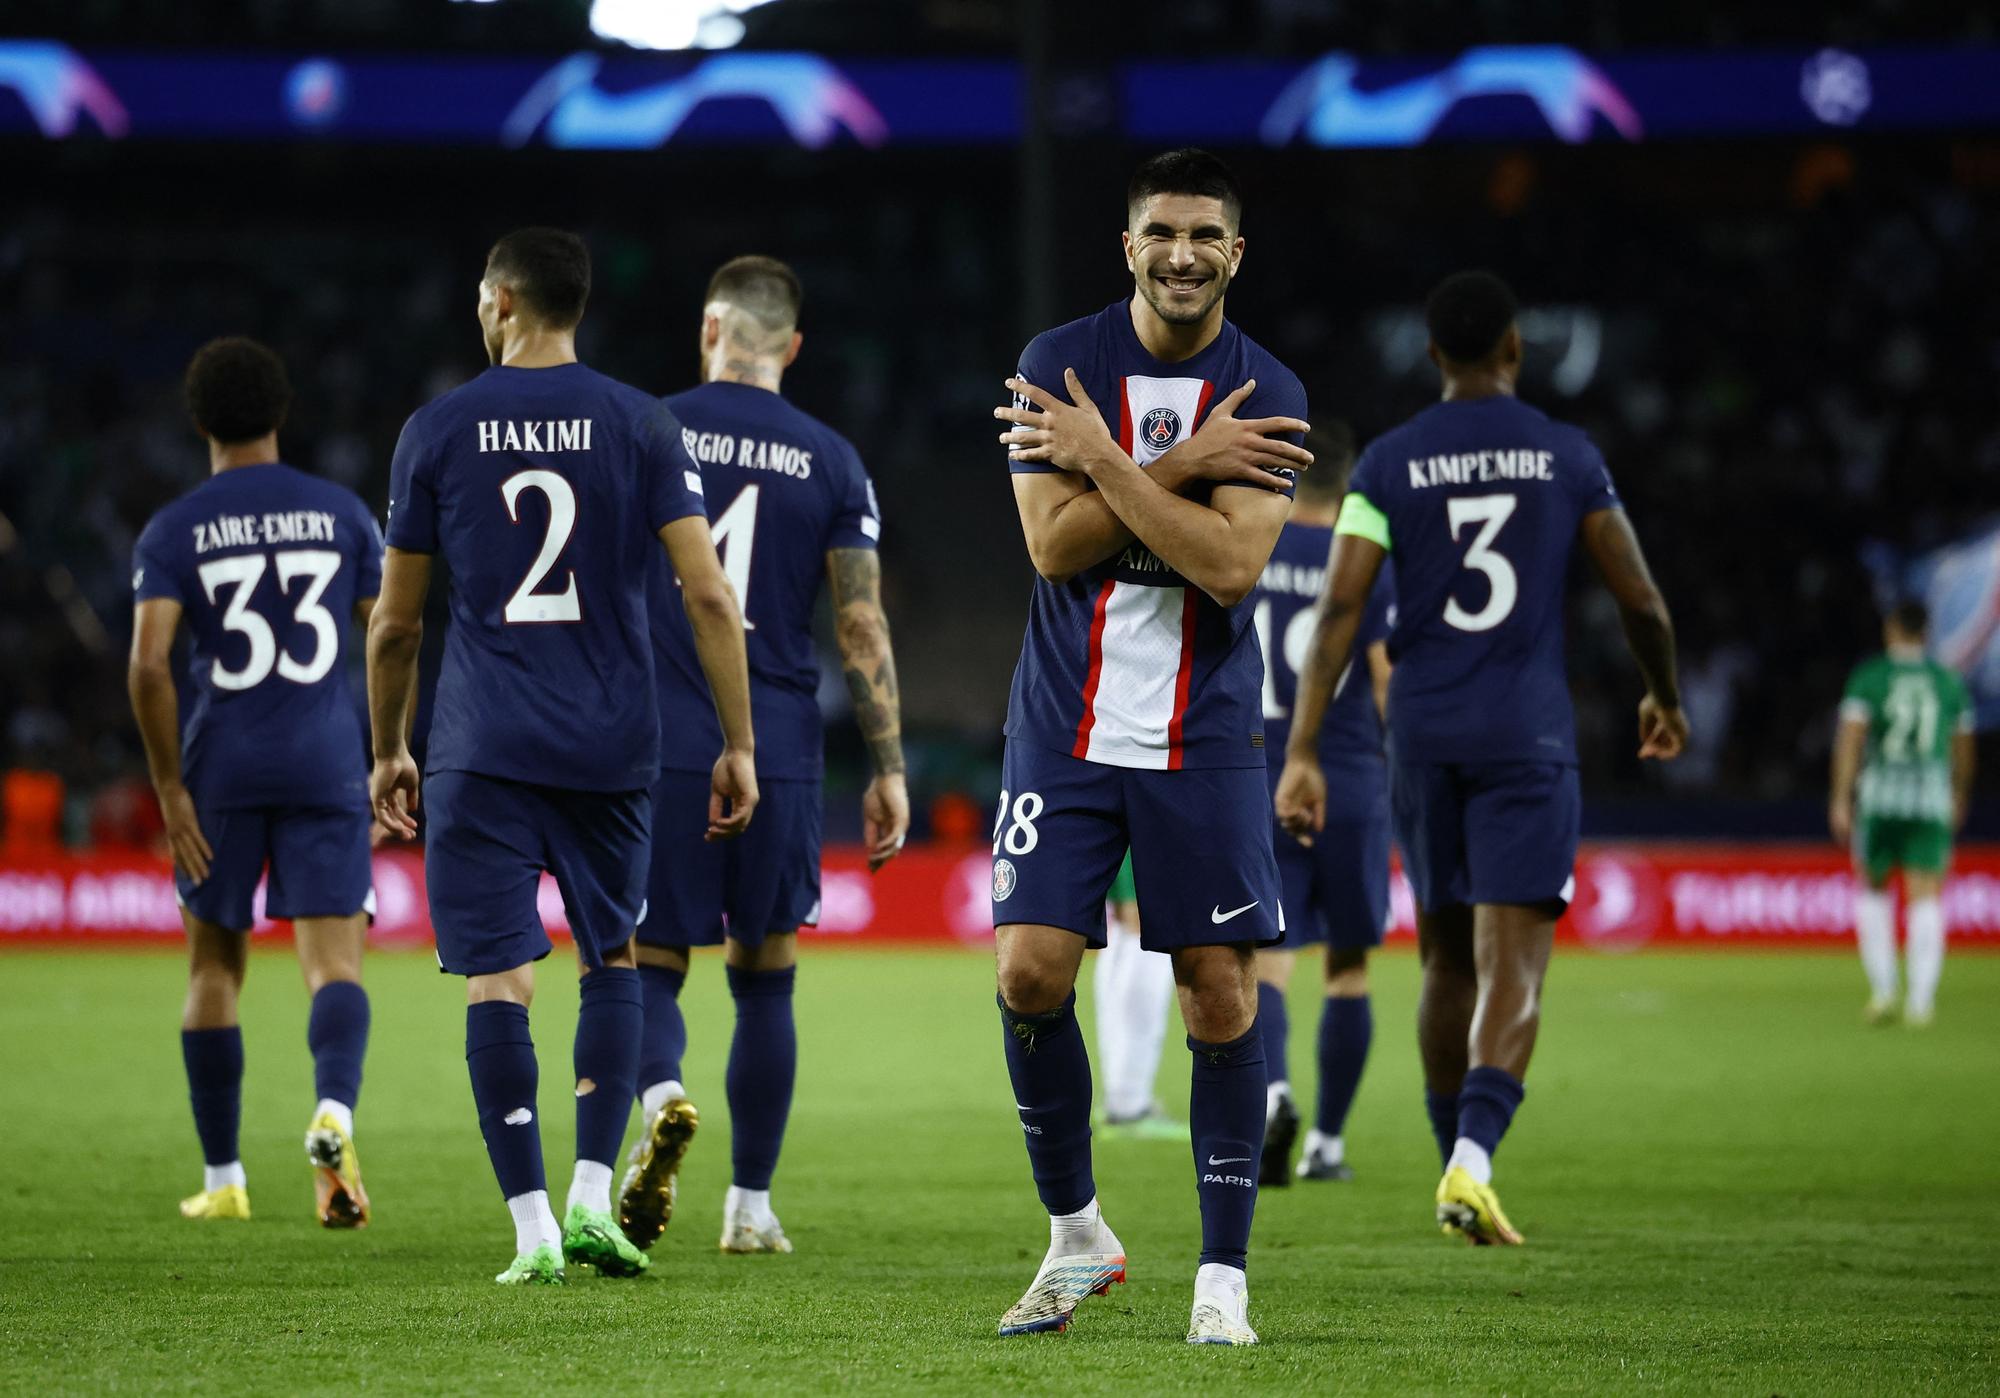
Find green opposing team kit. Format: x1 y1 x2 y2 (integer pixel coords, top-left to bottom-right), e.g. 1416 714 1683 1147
1841 652 1973 882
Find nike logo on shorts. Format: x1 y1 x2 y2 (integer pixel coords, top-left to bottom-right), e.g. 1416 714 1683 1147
1207 1155 1251 1166
1210 901 1259 924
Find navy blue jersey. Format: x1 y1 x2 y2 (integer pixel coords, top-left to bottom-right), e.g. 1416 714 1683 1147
649 381 879 779
132 463 382 811
1005 301 1304 770
385 363 705 792
1253 520 1395 774
1339 396 1620 766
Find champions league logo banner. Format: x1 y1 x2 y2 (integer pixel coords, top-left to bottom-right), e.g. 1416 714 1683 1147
1903 523 2000 731
6 40 2000 149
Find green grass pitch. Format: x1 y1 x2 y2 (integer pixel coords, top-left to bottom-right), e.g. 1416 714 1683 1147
3 945 1997 1394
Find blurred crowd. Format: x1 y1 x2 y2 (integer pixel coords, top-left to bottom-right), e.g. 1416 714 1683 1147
4 132 1997 848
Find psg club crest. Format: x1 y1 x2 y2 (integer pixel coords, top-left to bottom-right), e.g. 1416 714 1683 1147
992 858 1018 902
1140 406 1182 450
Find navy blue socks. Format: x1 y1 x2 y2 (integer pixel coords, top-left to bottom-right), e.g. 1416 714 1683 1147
998 992 1096 1216
181 1027 244 1168
1189 1023 1266 1271
1457 1065 1526 1160
726 965 798 1191
307 981 370 1110
1424 1087 1460 1167
1255 981 1289 1089
637 964 688 1092
574 967 642 1169
466 1001 545 1200
1315 995 1372 1138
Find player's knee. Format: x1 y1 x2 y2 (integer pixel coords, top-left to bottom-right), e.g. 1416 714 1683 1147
636 942 690 974
1325 948 1368 996
995 956 1072 1015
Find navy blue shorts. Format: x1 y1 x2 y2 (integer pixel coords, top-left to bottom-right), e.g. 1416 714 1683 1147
1390 760 1579 914
637 771 822 949
423 770 650 977
177 803 374 932
1271 770 1391 952
991 740 1283 951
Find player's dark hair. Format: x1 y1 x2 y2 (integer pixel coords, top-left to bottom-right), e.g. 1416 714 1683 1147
184 337 292 445
707 254 803 332
1426 270 1519 365
1889 599 1930 636
486 227 591 329
1295 422 1356 502
1127 148 1243 229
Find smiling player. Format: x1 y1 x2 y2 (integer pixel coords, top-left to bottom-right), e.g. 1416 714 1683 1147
989 149 1313 1346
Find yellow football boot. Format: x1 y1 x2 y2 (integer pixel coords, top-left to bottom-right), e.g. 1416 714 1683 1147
1435 1166 1524 1246
180 1184 251 1221
306 1111 371 1229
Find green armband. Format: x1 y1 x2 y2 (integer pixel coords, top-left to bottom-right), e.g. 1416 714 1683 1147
1334 491 1391 551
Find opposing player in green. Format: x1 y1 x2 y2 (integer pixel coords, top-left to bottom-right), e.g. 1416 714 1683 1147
1828 600 1976 1026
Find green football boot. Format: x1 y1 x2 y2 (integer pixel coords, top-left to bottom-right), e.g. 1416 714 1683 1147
495 1243 566 1286
563 1203 651 1278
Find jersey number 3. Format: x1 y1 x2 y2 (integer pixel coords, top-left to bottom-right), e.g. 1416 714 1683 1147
1443 494 1519 633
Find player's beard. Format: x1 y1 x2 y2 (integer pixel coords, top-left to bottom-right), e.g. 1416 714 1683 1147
1139 268 1229 327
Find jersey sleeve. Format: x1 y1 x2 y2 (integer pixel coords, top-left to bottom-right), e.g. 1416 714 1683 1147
384 415 439 553
826 436 881 552
1945 667 1977 733
1839 662 1878 722
1006 334 1068 477
1568 429 1622 515
641 401 708 532
1235 364 1305 499
131 515 185 605
351 498 385 599
1334 445 1392 551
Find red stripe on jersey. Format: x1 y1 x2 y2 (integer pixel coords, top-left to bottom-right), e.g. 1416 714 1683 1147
1192 378 1216 431
1166 587 1199 770
1072 579 1117 760
1116 376 1134 455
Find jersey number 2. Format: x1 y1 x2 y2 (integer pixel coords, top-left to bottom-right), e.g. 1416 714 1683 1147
1443 494 1519 633
502 471 581 623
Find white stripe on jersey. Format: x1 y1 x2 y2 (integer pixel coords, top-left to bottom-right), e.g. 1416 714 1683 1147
1123 376 1210 466
1082 581 1189 769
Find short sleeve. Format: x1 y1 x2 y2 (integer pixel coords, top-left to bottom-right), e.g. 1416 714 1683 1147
1947 669 1977 732
1236 366 1305 499
1839 664 1875 722
351 498 385 599
384 416 439 553
826 437 881 552
1569 429 1621 515
132 515 185 605
642 401 707 532
1006 335 1067 477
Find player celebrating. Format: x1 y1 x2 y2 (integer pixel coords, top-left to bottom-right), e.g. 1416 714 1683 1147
1829 600 1976 1026
1250 424 1395 1186
618 255 908 1257
129 337 381 1228
366 228 758 1285
989 149 1314 1346
1276 271 1686 1247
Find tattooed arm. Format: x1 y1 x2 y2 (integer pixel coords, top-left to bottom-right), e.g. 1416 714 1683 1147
828 546 909 871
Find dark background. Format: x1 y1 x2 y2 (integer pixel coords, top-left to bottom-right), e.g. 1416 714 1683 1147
4 0 1998 843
